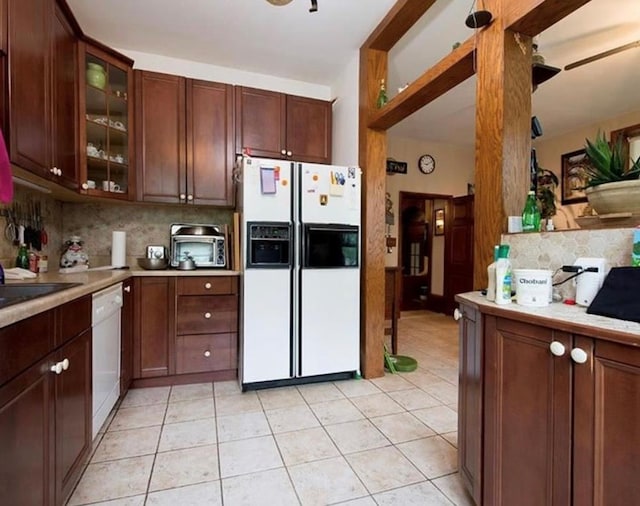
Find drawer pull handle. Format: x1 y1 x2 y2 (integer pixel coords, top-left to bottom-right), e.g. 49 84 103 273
571 347 588 364
204 282 212 289
204 350 211 358
453 308 462 321
204 312 212 319
549 341 565 357
50 362 63 375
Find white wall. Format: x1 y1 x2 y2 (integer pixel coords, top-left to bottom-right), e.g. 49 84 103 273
535 109 640 229
331 51 360 166
117 48 331 100
385 137 475 269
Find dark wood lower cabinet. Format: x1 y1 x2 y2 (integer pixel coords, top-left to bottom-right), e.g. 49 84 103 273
0 295 93 506
458 299 640 506
0 355 55 506
55 329 92 504
120 279 134 395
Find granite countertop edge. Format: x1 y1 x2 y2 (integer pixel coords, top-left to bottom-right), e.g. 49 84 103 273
455 291 640 345
0 267 241 329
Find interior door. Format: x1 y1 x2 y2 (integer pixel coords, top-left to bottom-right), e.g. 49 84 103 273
444 195 474 315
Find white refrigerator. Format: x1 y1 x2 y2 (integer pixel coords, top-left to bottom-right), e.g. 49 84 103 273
240 156 361 387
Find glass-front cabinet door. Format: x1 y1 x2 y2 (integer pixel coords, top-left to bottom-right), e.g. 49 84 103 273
79 43 134 199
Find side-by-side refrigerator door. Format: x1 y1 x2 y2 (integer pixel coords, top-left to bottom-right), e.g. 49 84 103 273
242 158 292 222
298 163 361 225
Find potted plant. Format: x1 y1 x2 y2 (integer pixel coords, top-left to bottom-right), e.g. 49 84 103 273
536 166 559 225
582 131 640 215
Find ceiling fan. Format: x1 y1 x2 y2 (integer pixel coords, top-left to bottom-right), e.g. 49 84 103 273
564 39 640 70
266 0 318 12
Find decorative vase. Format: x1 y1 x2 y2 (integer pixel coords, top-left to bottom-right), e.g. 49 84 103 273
86 62 107 90
585 179 640 215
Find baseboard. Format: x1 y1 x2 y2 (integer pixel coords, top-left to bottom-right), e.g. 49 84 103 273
130 369 237 388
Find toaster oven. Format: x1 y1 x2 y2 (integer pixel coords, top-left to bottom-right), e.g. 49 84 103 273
170 224 226 268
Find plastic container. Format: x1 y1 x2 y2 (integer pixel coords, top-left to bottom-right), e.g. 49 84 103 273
522 190 541 232
513 269 553 306
15 244 29 269
495 244 512 305
486 245 499 301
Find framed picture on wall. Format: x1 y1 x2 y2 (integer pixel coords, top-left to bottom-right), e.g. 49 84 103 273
434 208 445 235
561 149 591 205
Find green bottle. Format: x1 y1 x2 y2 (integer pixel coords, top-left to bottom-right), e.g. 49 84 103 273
522 190 541 232
376 79 388 109
16 244 29 269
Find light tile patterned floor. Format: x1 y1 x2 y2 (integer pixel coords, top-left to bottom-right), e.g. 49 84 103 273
68 311 475 505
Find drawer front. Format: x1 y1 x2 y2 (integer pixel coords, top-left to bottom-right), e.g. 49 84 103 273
0 311 53 386
56 295 92 347
176 295 238 335
176 333 237 374
177 276 237 296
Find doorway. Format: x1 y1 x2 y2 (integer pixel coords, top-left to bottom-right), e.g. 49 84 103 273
398 191 451 312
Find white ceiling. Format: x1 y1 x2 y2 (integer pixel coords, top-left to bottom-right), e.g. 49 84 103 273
68 0 640 144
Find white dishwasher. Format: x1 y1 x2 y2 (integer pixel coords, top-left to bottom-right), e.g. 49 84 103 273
92 282 123 439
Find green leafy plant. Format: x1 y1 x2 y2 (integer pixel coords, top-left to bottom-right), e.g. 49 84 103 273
583 131 640 187
536 167 559 219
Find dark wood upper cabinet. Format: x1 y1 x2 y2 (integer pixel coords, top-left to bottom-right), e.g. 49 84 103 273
7 0 51 176
187 79 235 206
286 94 332 164
136 70 235 206
235 86 332 164
6 0 79 187
51 3 78 190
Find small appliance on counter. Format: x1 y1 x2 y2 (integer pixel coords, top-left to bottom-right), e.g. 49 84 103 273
170 223 227 269
574 257 608 307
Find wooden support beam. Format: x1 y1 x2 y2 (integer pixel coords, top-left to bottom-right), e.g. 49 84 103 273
364 0 436 51
368 36 475 130
473 0 533 289
358 47 387 379
504 0 591 36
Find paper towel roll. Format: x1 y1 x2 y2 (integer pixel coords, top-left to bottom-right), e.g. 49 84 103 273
111 231 127 268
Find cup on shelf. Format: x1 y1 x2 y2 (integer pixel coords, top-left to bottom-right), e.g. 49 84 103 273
86 143 98 157
86 180 96 189
102 180 120 192
114 154 124 164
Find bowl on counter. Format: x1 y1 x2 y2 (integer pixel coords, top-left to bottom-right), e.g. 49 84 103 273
137 257 170 270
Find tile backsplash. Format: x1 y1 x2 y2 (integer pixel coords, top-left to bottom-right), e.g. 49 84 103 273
2 190 234 269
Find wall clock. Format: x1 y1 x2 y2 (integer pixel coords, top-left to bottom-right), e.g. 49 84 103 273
418 154 435 174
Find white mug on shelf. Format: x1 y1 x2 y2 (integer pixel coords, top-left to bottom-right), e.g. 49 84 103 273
102 180 120 192
86 179 96 189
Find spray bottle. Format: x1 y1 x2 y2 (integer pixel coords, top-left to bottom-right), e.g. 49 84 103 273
486 245 499 301
495 244 512 305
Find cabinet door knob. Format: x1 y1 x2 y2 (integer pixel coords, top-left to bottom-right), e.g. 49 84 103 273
204 312 212 319
281 149 287 155
453 308 462 321
549 341 566 357
570 348 589 364
50 362 63 375
179 193 186 200
124 285 131 293
61 358 70 371
204 282 212 289
187 194 194 201
204 350 211 358
286 150 292 157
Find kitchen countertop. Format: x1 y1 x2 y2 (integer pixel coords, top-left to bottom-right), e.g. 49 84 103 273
0 267 241 329
456 291 640 347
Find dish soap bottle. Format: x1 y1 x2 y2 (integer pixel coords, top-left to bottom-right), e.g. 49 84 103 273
16 243 29 269
376 79 388 109
486 245 499 301
495 244 512 305
522 190 541 232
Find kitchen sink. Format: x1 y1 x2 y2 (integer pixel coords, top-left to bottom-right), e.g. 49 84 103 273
0 283 82 309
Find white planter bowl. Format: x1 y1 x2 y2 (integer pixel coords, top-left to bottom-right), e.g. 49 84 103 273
585 179 640 215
